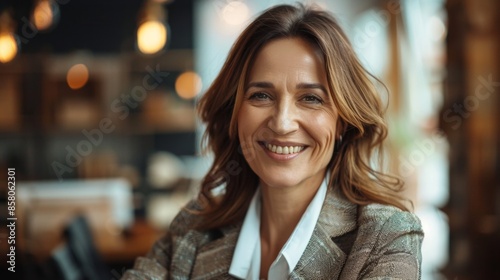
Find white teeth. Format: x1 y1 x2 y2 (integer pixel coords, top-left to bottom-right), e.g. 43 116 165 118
265 143 304 154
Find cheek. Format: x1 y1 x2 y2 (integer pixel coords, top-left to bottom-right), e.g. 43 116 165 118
237 105 254 140
237 104 269 138
237 105 261 162
306 112 337 152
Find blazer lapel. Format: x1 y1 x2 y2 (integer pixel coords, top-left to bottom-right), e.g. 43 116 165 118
190 222 242 280
290 187 358 280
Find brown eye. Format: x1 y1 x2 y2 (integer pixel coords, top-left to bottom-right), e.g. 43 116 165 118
249 92 271 101
302 94 323 104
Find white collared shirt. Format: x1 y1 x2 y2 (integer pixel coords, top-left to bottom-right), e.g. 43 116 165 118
228 176 328 280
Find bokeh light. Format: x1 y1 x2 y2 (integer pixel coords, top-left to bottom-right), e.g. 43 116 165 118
33 0 55 31
66 64 89 90
137 21 167 54
175 71 202 99
222 1 250 25
0 33 18 63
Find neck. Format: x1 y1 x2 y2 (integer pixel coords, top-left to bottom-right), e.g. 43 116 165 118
259 173 325 250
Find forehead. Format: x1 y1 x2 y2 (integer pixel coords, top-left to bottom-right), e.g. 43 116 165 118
248 37 326 82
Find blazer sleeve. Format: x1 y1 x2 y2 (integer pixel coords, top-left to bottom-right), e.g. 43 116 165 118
360 210 424 280
120 231 171 280
121 200 200 280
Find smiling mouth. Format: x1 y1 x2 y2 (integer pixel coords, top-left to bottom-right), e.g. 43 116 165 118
258 141 306 155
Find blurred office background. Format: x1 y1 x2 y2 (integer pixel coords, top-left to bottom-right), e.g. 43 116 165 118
0 0 498 279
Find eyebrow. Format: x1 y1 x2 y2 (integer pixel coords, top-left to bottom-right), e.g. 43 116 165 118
296 83 328 94
245 81 274 91
245 81 328 94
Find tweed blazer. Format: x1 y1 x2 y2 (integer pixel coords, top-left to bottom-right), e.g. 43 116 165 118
122 187 423 280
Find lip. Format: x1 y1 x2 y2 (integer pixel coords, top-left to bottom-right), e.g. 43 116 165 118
259 140 307 147
257 140 307 162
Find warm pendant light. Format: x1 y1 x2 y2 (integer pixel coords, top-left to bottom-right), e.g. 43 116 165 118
0 11 19 63
137 0 170 55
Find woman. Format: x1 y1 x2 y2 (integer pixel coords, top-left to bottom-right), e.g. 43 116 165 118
123 4 423 280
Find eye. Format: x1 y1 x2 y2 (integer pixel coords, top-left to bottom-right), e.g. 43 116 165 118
301 94 324 104
248 92 271 101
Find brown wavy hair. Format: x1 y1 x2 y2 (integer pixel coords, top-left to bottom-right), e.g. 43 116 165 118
195 4 408 230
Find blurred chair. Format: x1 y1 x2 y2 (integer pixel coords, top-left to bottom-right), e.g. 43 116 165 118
17 179 134 260
47 215 110 280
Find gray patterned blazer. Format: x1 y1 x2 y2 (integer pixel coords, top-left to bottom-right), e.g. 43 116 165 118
122 186 423 280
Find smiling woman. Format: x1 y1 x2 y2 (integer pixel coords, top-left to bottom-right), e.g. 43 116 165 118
237 37 342 277
238 38 337 190
123 3 423 280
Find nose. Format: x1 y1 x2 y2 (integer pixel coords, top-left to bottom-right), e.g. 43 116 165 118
267 97 299 135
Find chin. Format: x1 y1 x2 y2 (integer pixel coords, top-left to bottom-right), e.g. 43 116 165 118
257 169 307 189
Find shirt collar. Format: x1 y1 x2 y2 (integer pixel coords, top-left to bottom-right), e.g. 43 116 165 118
228 187 261 278
229 174 329 279
281 175 328 272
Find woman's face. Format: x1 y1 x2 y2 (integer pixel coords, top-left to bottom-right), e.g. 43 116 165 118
237 37 339 190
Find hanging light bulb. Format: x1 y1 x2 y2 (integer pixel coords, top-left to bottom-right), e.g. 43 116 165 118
0 11 18 63
137 20 167 54
0 33 18 63
137 1 170 55
32 0 60 31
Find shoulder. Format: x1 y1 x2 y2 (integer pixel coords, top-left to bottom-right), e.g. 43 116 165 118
342 203 424 279
168 199 206 236
358 203 423 234
355 203 424 259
